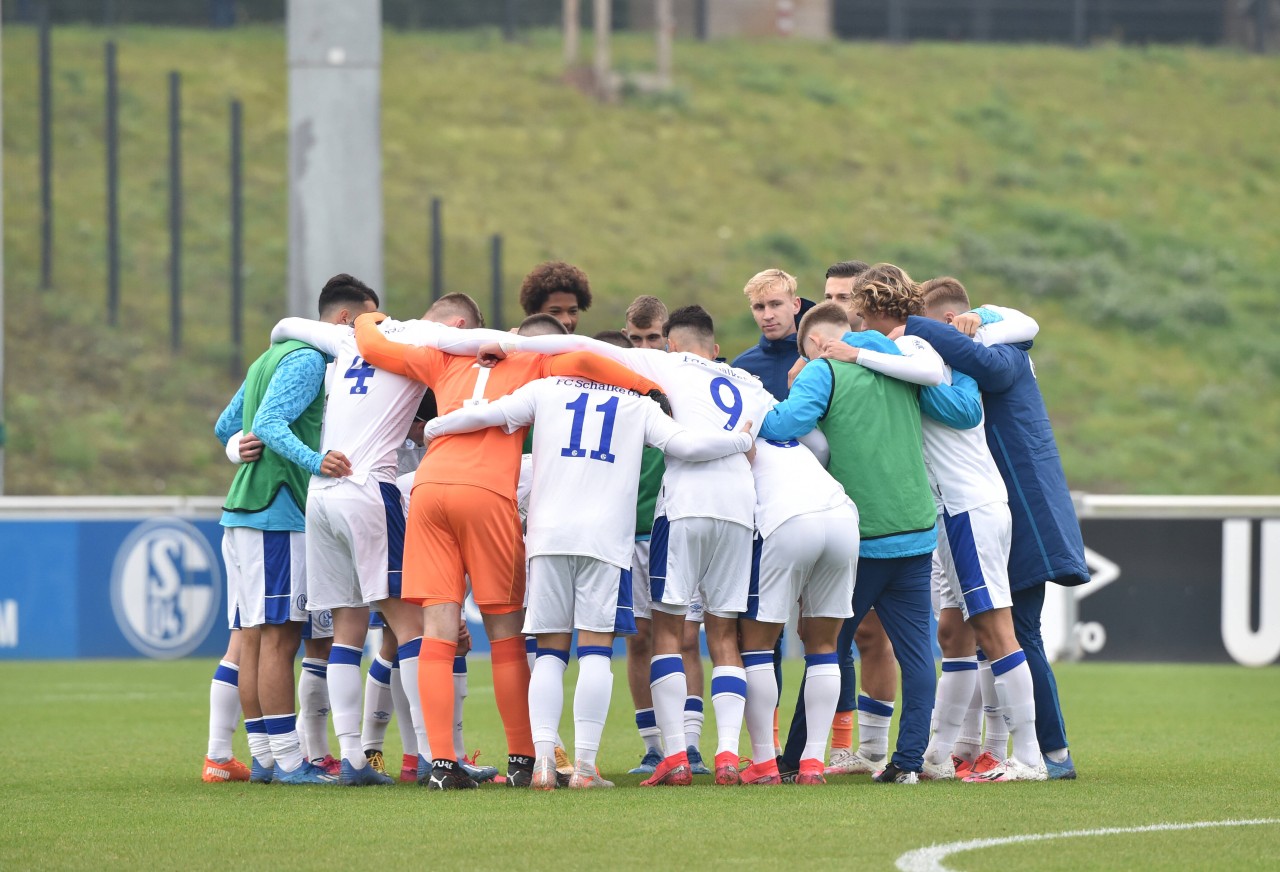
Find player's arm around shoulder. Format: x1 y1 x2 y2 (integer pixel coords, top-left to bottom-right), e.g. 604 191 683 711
354 312 440 383
760 359 832 442
270 317 346 358
642 398 755 463
422 382 537 444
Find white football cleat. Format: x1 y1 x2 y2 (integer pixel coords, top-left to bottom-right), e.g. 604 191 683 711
921 757 957 780
963 756 1048 782
825 748 884 776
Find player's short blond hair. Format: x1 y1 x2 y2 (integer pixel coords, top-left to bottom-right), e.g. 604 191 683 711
796 301 850 354
625 295 668 328
743 268 797 301
920 276 971 312
851 277 924 322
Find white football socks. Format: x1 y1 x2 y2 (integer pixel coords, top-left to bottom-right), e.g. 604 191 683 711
529 650 569 761
977 651 1008 761
574 647 614 770
361 655 394 753
452 656 469 760
925 656 978 766
991 650 1040 767
710 666 747 757
856 694 894 761
207 660 241 761
389 664 418 757
954 677 983 763
328 644 365 767
297 658 333 762
801 655 841 763
743 650 778 764
649 655 688 758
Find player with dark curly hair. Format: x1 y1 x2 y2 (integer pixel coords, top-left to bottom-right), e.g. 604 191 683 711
519 261 593 334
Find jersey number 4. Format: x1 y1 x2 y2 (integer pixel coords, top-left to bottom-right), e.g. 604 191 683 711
344 356 376 395
561 394 618 464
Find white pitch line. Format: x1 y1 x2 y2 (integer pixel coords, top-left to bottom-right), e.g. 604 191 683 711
895 818 1280 872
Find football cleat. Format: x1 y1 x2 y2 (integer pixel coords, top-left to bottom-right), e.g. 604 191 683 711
628 747 663 775
276 760 339 785
739 759 782 785
568 764 615 789
339 758 395 786
249 757 275 784
460 750 499 783
687 746 712 776
967 751 1003 777
506 754 536 788
1045 752 1078 781
952 754 974 779
796 758 827 785
554 744 574 777
921 757 957 781
202 756 250 783
964 757 1048 783
313 755 341 777
364 749 387 776
530 756 559 791
639 752 692 787
401 753 420 783
872 762 919 784
422 759 479 791
824 747 883 776
713 752 741 785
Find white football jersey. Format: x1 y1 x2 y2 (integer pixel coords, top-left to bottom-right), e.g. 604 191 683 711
492 377 719 568
750 438 855 538
921 365 1008 515
612 349 775 527
272 318 427 488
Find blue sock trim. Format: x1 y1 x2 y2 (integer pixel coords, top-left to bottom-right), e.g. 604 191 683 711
975 648 987 662
742 649 774 668
368 656 393 685
684 696 704 713
301 657 327 678
536 648 570 665
941 658 979 673
452 656 468 674
991 649 1028 677
213 663 240 686
328 644 362 667
649 655 683 683
262 714 297 735
804 652 840 667
711 676 747 699
857 694 894 717
244 717 266 736
397 638 422 661
525 636 537 654
636 708 657 730
577 645 613 660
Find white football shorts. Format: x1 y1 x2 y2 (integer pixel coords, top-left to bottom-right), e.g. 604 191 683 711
746 504 859 624
522 554 637 636
931 502 1013 621
648 516 752 619
305 478 407 610
221 526 308 628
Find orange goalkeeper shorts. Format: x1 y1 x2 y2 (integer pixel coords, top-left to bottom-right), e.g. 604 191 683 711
401 482 525 613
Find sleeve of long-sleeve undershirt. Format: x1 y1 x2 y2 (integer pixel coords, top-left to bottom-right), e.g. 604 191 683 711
542 352 662 397
760 360 833 441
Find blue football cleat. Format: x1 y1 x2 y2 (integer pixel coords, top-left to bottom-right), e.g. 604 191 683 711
628 748 663 775
1045 752 1077 780
249 757 275 784
687 746 712 776
276 760 339 785
417 754 431 782
339 758 395 786
460 750 500 784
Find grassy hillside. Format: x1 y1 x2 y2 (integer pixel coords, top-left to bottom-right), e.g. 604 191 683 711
3 26 1278 495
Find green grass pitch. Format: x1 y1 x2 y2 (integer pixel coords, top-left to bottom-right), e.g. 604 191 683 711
1 659 1276 870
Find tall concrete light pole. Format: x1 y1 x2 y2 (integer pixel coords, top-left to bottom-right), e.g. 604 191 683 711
287 0 384 317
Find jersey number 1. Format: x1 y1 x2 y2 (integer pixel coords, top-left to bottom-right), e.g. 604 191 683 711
561 394 618 464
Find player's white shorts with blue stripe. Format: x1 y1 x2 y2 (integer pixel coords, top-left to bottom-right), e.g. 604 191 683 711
649 516 752 618
746 504 858 624
305 477 407 610
931 502 1013 620
221 526 308 628
632 538 653 620
523 554 636 636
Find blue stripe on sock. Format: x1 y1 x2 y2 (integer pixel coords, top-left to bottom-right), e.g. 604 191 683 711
804 652 839 667
213 663 239 686
649 655 683 683
636 708 657 730
536 648 570 665
991 649 1028 677
244 717 266 736
711 676 747 699
857 694 894 717
577 645 613 659
369 656 393 685
262 714 296 735
525 636 537 654
397 638 422 661
301 659 327 678
941 659 979 673
329 644 362 667
453 656 468 674
742 649 774 668
684 696 704 713
976 648 988 662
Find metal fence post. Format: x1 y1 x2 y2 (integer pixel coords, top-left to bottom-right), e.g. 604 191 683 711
1073 0 1088 46
169 72 183 352
888 0 907 42
490 234 504 331
230 99 244 377
39 3 53 290
695 0 709 41
105 41 120 327
504 0 518 41
430 197 443 302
